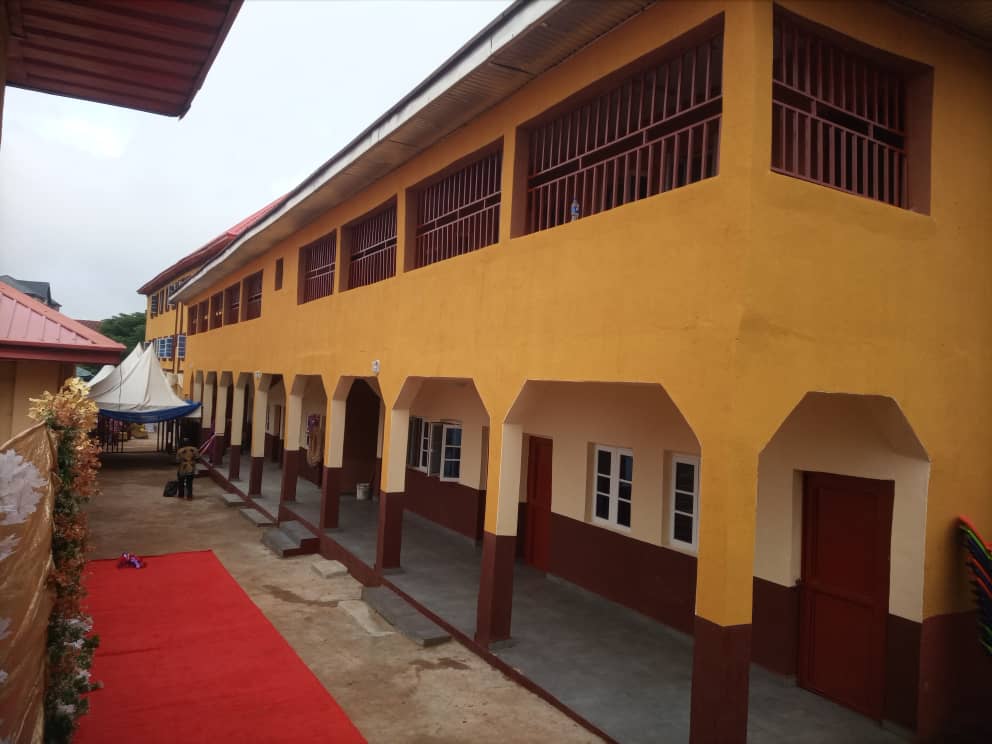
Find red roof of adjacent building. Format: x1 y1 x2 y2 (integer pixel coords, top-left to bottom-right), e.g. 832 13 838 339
0 281 125 365
137 196 285 295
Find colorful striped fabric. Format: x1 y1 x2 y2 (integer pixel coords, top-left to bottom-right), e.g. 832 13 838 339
959 516 992 655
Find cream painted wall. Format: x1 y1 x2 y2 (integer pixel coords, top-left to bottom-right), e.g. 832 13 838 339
410 380 489 490
756 393 930 622
511 382 700 549
267 380 285 437
299 377 327 448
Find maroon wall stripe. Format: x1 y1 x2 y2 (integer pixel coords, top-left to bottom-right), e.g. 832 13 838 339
548 512 696 634
280 449 300 502
917 610 992 742
404 468 485 541
228 447 241 482
885 614 920 730
751 578 799 675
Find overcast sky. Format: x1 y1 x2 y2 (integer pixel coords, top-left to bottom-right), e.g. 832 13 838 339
0 0 512 320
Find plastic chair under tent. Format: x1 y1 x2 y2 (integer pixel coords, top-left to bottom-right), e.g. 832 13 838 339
958 516 992 655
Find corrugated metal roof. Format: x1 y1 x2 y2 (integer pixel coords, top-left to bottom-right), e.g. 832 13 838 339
4 0 243 117
0 281 124 364
137 195 284 295
174 0 654 303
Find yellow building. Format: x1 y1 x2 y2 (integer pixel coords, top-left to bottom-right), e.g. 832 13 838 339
169 2 992 741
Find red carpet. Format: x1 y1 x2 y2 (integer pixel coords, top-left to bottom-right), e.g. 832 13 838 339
75 550 365 744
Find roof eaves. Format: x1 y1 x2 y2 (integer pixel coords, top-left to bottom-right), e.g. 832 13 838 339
173 0 565 303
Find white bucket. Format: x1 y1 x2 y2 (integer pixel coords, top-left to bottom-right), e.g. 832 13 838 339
356 483 371 501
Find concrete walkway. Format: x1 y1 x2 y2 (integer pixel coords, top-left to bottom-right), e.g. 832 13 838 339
315 495 909 744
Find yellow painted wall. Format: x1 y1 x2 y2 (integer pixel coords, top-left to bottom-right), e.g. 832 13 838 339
181 0 992 625
0 360 67 444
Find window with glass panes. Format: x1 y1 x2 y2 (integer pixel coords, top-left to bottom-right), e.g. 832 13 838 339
409 418 462 481
407 417 423 467
593 446 633 529
441 424 461 480
670 454 700 549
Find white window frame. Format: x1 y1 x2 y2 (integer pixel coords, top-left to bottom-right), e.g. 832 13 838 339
440 423 462 482
591 445 633 531
177 334 187 361
417 419 432 472
669 453 700 552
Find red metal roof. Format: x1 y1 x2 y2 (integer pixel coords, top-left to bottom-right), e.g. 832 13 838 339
4 0 243 117
0 281 125 364
138 195 285 295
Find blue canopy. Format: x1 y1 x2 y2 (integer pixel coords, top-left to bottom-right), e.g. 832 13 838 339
97 401 201 424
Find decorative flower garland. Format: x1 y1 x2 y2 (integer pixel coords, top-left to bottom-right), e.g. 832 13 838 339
30 379 101 743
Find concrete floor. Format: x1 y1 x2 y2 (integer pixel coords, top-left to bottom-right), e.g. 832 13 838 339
88 453 597 743
314 494 910 744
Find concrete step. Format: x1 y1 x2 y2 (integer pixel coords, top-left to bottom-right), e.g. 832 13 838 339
217 491 245 507
239 508 275 527
311 558 348 579
262 520 319 558
280 520 320 551
361 586 450 647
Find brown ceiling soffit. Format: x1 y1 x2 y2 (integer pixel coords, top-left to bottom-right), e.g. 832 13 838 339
4 0 243 117
0 340 124 364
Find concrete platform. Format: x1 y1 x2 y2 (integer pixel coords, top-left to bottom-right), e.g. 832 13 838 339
362 586 450 647
311 559 348 579
239 508 274 527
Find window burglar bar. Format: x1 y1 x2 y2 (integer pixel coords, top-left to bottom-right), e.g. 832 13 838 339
348 206 396 289
209 292 223 330
772 10 906 207
416 149 502 268
224 284 240 325
527 30 723 233
300 232 336 303
197 300 209 334
243 271 263 320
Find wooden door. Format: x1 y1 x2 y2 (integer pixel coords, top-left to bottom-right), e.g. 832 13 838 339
799 472 893 720
525 437 553 571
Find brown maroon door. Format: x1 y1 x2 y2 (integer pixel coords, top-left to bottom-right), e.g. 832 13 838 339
524 437 553 571
799 472 894 720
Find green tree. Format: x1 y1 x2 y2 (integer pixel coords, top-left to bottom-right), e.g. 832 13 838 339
98 311 146 355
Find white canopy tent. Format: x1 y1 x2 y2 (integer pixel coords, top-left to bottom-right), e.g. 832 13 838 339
88 344 200 423
87 344 142 393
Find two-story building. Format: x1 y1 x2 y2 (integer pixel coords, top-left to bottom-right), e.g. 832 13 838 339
169 2 992 742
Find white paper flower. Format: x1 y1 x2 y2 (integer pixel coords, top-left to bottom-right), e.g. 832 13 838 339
56 703 75 716
0 618 10 641
0 669 8 685
0 535 18 563
0 450 46 526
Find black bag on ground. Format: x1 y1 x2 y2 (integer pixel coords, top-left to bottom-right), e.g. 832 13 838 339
163 480 180 498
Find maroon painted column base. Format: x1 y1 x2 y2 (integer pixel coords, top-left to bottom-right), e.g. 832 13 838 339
320 466 342 529
376 491 403 572
211 434 224 465
371 457 383 498
248 456 264 495
280 449 300 502
689 616 751 744
475 531 516 646
228 447 241 481
199 426 213 447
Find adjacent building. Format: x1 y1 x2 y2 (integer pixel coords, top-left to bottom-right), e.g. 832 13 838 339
138 199 281 393
164 1 989 742
0 280 123 443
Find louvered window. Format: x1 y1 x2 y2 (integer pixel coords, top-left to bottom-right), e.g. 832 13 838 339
224 284 240 325
243 271 263 320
